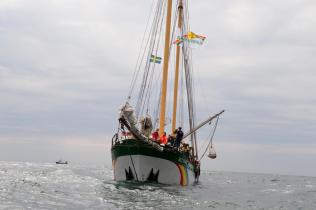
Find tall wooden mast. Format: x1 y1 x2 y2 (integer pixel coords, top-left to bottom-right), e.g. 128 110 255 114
159 0 173 137
171 0 183 133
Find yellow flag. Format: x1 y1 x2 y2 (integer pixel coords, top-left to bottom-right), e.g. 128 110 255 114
187 32 198 39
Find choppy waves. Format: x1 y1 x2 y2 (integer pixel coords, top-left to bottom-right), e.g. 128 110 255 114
0 161 315 209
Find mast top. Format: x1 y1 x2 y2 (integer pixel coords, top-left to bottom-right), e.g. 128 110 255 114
178 0 183 9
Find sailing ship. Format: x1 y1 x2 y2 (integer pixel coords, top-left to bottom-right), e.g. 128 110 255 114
111 0 224 185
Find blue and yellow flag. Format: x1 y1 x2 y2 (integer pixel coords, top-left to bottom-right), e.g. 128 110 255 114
150 54 162 64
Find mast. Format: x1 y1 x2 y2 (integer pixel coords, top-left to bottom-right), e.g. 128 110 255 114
159 0 173 137
171 0 183 133
183 54 198 159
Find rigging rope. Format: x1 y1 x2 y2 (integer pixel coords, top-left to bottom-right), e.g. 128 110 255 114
137 0 180 126
199 116 220 161
127 0 157 100
135 0 165 118
138 0 166 118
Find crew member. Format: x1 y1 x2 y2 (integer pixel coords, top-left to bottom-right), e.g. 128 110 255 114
175 127 183 149
151 129 159 141
160 132 168 145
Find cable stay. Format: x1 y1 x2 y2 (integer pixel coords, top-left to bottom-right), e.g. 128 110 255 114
199 116 220 161
182 110 225 140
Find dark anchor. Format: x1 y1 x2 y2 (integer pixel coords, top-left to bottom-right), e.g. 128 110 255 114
147 168 159 183
125 166 135 180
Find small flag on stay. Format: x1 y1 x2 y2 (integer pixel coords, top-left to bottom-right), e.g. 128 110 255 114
173 32 206 46
150 54 162 64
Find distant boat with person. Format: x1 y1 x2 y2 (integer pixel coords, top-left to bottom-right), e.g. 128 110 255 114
56 160 68 164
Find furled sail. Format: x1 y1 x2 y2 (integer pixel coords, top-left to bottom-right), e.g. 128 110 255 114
119 102 147 141
119 103 162 151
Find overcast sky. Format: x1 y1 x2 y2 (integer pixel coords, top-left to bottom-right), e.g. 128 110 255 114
1 0 316 176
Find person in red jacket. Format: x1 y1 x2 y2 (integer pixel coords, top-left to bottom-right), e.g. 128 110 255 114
160 132 168 145
151 129 159 141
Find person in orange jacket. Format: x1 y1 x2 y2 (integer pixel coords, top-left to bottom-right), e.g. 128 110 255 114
160 132 168 145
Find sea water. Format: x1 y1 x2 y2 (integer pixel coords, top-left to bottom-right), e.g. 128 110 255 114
0 161 315 209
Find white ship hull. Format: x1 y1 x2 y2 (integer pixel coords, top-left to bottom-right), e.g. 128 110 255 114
112 154 195 185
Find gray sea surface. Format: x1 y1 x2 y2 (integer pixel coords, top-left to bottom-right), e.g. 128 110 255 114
0 161 315 210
